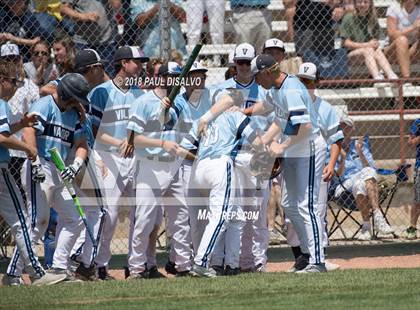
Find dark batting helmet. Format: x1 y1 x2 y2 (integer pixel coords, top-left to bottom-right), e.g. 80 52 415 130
57 73 90 107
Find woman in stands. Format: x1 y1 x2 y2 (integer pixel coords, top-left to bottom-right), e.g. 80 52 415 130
340 0 398 80
384 0 419 79
24 40 58 86
52 34 75 76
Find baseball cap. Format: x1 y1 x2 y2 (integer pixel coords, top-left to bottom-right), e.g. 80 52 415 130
75 49 103 70
227 50 235 67
250 54 277 75
336 109 354 127
158 61 183 76
263 38 285 51
57 73 90 107
233 43 255 61
297 62 318 80
189 61 208 73
1 43 20 57
114 46 149 62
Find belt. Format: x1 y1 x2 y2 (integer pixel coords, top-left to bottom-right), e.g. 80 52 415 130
146 155 176 162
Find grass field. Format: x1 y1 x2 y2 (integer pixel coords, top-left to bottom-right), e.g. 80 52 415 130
1 268 420 310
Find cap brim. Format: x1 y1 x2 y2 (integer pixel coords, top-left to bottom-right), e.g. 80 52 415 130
263 46 285 51
297 74 316 80
74 95 90 107
233 57 253 61
135 56 150 62
189 69 208 73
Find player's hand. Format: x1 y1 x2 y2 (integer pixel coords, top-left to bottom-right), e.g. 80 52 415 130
322 165 335 182
355 138 363 154
119 139 134 158
61 159 83 183
197 119 209 138
31 157 46 183
25 145 38 161
20 113 38 128
97 159 109 178
160 96 172 110
162 140 179 155
83 12 99 23
252 136 265 152
269 142 286 157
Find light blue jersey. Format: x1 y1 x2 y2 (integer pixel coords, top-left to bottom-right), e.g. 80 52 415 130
89 80 144 151
127 90 181 159
314 97 344 145
30 95 84 161
0 99 11 163
180 111 258 160
341 135 375 181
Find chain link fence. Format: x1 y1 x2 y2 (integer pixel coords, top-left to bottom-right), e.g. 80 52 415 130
0 0 419 258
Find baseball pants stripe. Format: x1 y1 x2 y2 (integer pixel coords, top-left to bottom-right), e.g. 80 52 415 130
2 169 44 277
200 162 231 267
308 141 321 264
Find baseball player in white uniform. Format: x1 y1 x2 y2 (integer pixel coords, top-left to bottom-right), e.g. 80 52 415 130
285 63 344 272
179 90 260 277
0 60 66 286
247 54 327 273
88 46 148 280
7 73 90 280
126 62 191 278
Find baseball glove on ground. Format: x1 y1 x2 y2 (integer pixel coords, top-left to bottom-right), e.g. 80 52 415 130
249 151 283 180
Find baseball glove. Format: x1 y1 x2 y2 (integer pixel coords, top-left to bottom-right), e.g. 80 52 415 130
249 151 283 180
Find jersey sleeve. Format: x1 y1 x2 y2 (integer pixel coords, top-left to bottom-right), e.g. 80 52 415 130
73 119 86 143
127 98 147 135
284 89 310 125
88 87 109 130
0 102 11 134
166 95 185 129
29 98 50 134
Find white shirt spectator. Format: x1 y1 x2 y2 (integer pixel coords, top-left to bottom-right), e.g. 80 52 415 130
386 3 420 45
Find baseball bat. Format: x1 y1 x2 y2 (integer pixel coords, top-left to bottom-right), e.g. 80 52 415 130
48 147 97 247
159 44 203 127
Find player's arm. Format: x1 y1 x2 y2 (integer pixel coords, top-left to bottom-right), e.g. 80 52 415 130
268 122 312 156
39 83 57 97
132 132 179 155
408 134 420 146
60 3 98 22
10 113 38 134
0 132 37 160
323 140 343 182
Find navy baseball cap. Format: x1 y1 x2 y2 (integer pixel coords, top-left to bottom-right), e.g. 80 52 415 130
75 49 103 70
250 54 277 75
57 73 90 107
158 62 183 76
114 46 149 62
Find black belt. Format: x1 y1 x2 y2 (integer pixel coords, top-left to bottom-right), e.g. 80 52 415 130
146 155 176 162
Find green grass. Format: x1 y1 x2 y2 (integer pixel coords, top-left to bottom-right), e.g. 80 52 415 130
1 269 419 310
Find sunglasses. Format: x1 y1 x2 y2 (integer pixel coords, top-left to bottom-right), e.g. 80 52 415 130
34 51 49 57
235 59 251 66
0 76 24 87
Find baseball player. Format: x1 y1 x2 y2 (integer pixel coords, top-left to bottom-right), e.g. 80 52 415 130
262 38 286 64
285 63 344 272
89 46 149 280
163 62 212 276
246 54 327 273
6 73 90 280
126 62 191 278
0 60 66 286
178 89 260 277
203 43 271 274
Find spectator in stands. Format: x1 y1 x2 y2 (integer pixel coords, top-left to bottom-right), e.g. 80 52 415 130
24 40 58 86
32 0 75 39
225 50 236 80
0 0 49 47
52 34 75 76
143 57 164 89
60 0 116 75
384 0 419 79
0 43 39 195
405 118 420 239
130 0 187 58
335 115 395 241
230 0 272 53
186 0 225 67
170 49 184 66
340 0 398 80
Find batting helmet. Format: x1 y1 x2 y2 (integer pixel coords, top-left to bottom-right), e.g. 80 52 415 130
250 151 283 180
57 73 90 107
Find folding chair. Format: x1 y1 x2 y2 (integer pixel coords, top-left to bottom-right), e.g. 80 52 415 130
328 163 411 240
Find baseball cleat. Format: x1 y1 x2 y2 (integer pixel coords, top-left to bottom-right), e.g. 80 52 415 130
210 265 225 276
325 261 340 272
147 266 166 279
224 265 240 276
126 269 150 280
403 226 417 240
373 210 394 235
2 275 24 286
174 270 192 277
31 271 67 286
357 228 372 241
165 261 177 275
98 267 115 281
255 263 267 273
191 265 217 278
295 263 327 274
75 264 97 281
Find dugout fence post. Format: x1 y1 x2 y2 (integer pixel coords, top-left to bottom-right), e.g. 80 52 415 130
159 0 171 60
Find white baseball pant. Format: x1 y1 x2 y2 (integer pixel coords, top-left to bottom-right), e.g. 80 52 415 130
128 158 191 273
1 164 45 279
